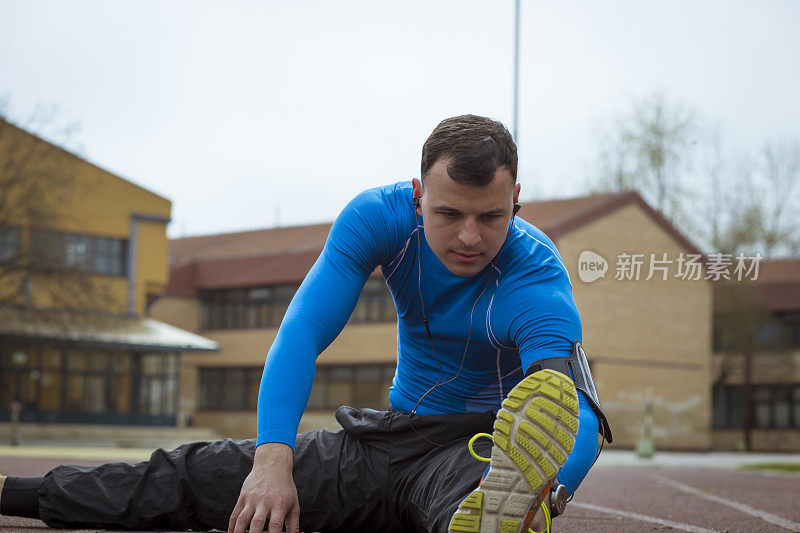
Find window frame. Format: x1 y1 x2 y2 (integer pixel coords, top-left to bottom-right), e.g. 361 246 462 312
29 229 127 277
197 363 397 412
0 225 21 262
713 383 800 430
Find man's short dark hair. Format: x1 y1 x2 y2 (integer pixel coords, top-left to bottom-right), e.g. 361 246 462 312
421 115 517 186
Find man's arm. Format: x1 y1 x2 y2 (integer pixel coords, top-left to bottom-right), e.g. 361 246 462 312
228 186 398 533
256 186 398 447
505 264 600 496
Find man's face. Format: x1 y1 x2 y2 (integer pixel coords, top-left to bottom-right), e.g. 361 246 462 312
412 158 521 277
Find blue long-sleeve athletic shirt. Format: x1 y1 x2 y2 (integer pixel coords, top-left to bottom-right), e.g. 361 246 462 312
257 181 599 494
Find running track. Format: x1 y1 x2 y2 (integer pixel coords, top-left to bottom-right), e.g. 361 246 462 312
2 451 799 532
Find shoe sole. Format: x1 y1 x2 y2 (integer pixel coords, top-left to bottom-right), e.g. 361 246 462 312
448 369 579 533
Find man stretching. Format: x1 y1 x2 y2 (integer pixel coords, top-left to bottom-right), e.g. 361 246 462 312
0 115 610 533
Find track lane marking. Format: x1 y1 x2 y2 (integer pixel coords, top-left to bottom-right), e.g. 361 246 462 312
570 501 721 532
654 474 800 531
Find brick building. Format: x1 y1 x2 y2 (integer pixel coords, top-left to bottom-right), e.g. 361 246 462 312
0 119 217 444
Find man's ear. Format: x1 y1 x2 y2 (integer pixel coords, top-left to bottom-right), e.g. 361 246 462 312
513 182 521 204
412 178 424 214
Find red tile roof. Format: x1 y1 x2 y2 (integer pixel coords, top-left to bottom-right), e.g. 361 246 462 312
756 283 800 313
752 259 800 313
755 258 800 283
170 222 332 265
713 259 800 314
519 190 703 255
516 192 621 232
166 250 323 297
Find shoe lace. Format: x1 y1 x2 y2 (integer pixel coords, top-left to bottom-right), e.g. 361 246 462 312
467 432 493 462
467 433 552 533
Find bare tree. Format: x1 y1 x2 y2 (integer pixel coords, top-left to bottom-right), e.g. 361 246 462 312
0 104 114 328
591 94 799 256
706 139 800 257
591 92 698 227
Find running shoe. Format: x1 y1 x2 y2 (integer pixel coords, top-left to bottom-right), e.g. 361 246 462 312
448 369 579 533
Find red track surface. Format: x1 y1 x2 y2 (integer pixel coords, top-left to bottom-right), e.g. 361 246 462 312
2 454 799 532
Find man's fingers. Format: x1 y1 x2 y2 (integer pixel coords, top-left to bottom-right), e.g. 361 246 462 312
285 501 301 533
267 508 286 533
234 505 255 533
248 508 268 533
227 499 245 533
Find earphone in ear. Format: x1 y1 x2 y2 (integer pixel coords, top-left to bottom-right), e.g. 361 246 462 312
513 203 521 216
413 196 421 208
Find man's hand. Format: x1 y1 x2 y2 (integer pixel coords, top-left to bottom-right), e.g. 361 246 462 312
228 442 299 533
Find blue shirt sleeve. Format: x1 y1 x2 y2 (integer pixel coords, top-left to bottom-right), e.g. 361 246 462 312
560 390 600 495
256 187 396 448
505 264 582 367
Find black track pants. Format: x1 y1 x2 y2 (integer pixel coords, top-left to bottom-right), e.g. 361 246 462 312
38 407 495 532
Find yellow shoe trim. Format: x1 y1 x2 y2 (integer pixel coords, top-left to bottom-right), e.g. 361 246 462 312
449 489 484 532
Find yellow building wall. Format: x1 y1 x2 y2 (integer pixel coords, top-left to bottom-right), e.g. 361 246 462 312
149 295 201 332
0 122 170 316
31 273 129 315
556 203 713 450
135 220 170 314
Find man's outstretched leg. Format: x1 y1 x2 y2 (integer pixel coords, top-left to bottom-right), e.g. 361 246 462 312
0 439 258 530
0 424 397 532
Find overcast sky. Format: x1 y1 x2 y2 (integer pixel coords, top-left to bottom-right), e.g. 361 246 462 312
2 0 798 237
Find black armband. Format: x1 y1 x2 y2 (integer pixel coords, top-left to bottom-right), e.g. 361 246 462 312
525 340 612 443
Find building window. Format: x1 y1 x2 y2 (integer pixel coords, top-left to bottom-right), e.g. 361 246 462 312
307 363 396 411
349 278 396 324
200 284 300 330
0 226 20 261
138 353 179 417
794 388 800 429
91 236 126 277
30 230 127 277
777 312 800 349
198 367 261 410
713 385 743 429
753 385 796 429
200 278 395 331
713 384 800 430
714 312 800 352
0 344 178 425
197 363 396 412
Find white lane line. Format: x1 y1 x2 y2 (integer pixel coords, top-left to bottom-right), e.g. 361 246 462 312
570 501 721 533
654 475 800 532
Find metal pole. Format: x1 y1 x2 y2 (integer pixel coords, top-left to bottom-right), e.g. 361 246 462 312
513 0 521 141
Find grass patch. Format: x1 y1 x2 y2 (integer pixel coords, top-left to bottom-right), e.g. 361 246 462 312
740 462 800 473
